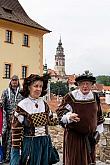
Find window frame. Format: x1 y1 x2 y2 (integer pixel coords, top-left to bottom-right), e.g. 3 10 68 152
5 30 12 43
22 65 28 79
23 34 29 47
4 63 11 79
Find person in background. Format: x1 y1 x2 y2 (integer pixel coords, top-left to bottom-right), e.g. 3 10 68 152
10 74 58 165
1 75 24 163
56 70 104 165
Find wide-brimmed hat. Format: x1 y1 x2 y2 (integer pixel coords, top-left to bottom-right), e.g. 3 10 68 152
74 70 96 86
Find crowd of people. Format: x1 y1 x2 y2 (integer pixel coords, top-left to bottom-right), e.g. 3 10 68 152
0 71 104 165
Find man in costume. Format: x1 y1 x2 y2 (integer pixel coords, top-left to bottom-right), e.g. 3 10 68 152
56 70 104 165
1 75 23 163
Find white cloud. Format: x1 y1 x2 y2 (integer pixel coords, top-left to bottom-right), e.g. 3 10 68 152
19 0 110 76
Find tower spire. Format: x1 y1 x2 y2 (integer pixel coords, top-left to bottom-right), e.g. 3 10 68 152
59 36 62 45
54 37 65 76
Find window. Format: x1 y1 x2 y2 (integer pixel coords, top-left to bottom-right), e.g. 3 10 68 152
22 66 27 79
6 30 12 43
3 7 12 14
23 34 28 46
56 62 58 66
4 64 11 78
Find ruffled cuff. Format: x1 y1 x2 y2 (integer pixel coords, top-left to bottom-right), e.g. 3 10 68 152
96 123 104 133
61 112 73 124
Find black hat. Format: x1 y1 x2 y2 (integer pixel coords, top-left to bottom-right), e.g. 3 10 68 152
74 70 96 86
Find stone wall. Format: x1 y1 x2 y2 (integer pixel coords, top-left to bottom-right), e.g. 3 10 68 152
97 132 110 163
49 125 64 153
49 124 110 164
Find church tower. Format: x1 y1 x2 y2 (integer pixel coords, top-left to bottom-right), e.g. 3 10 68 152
54 37 65 76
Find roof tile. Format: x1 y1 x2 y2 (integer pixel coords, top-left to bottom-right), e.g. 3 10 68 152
0 0 51 32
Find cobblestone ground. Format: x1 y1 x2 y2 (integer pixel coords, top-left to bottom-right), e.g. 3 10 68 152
3 160 109 165
56 160 108 165
3 155 109 165
55 153 109 165
3 153 109 165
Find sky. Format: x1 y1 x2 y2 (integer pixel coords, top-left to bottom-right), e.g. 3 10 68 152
19 0 110 76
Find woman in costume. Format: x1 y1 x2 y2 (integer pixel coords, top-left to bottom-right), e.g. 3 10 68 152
10 74 58 165
56 70 104 165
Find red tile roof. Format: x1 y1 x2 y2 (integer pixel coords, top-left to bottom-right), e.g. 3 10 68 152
103 86 110 91
92 83 103 91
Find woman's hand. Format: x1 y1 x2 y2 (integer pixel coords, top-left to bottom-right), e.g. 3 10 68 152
69 113 80 122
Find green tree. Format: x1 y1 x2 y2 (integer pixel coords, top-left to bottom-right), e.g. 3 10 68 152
96 75 110 86
50 81 69 96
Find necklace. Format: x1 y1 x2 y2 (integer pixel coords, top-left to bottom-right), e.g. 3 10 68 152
34 103 38 108
29 96 38 108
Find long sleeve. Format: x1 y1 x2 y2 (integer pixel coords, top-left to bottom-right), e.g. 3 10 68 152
96 123 104 133
94 92 105 133
56 94 73 126
97 102 105 125
11 107 24 149
94 93 105 125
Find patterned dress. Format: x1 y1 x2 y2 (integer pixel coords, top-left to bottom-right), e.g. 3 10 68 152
10 97 58 165
56 90 104 165
1 87 23 162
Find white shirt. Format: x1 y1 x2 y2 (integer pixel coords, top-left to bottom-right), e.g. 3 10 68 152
18 97 45 114
14 97 46 136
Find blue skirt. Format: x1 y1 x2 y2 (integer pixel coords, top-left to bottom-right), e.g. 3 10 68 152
10 135 50 165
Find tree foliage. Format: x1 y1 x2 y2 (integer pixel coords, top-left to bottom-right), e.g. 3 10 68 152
96 75 110 86
50 81 69 96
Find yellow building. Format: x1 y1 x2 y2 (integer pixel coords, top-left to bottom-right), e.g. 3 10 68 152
0 0 50 93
